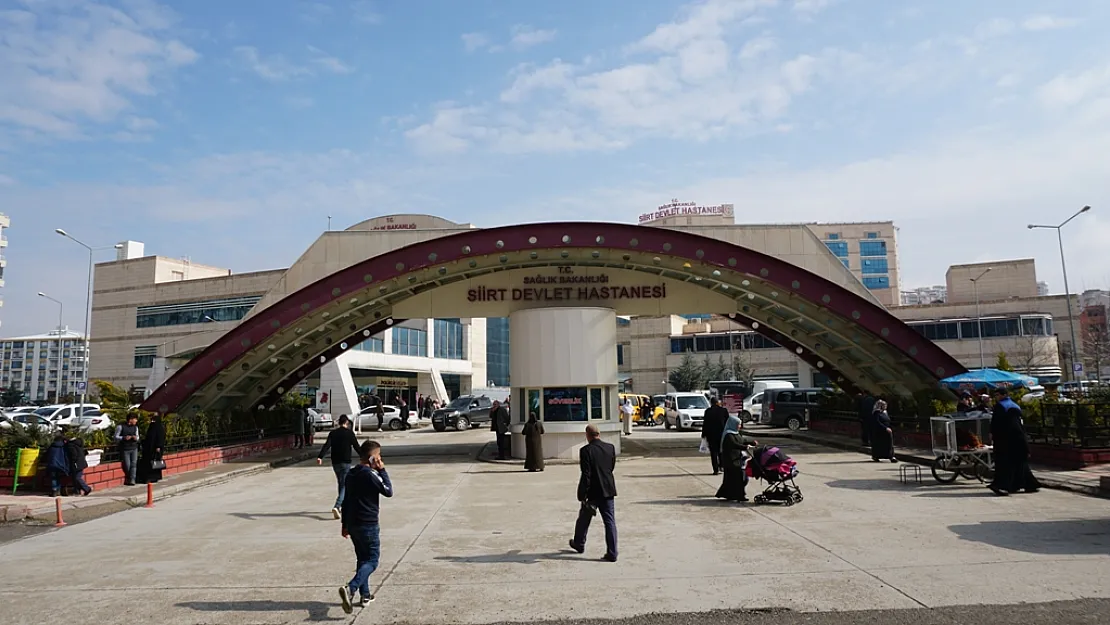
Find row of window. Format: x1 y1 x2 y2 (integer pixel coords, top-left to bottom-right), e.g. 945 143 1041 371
353 337 384 353
670 333 782 354
392 327 427 357
136 296 262 328
908 315 1054 341
823 240 888 259
826 232 881 240
2 341 83 349
863 276 890 289
433 318 465 360
861 258 888 274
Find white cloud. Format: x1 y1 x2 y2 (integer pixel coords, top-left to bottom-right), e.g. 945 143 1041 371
351 1 382 25
461 32 490 53
739 36 777 60
509 25 557 49
287 95 316 109
233 46 311 81
1022 15 1080 32
0 0 198 140
793 0 833 18
307 46 355 74
0 173 15 186
1036 63 1110 108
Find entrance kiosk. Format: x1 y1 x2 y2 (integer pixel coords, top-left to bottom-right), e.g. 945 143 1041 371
508 307 621 459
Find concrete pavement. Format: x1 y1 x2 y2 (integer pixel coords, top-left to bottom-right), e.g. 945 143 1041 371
1 430 1108 625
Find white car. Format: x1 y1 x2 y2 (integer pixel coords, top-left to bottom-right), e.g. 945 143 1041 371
75 410 113 432
307 408 334 430
10 413 57 431
33 403 101 428
664 392 710 431
740 393 764 423
355 404 416 431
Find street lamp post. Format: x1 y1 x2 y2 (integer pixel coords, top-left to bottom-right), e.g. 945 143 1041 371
55 229 121 419
969 268 992 370
1029 205 1092 382
37 292 63 402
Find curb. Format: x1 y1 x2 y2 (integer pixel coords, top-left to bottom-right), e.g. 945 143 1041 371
12 449 319 523
769 431 1109 500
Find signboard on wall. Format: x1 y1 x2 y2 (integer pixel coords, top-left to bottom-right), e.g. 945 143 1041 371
639 199 735 224
467 267 666 304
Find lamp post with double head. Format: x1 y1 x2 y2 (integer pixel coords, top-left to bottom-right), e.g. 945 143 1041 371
1028 205 1092 382
55 229 121 419
37 292 64 402
969 268 992 370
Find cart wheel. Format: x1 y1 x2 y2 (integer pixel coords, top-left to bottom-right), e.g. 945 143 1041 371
964 461 992 483
931 456 960 483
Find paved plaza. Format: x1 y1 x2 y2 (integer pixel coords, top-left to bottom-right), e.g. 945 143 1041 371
2 430 1109 625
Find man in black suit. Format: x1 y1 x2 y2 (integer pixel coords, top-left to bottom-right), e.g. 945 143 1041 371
702 396 729 476
569 425 618 562
490 400 511 460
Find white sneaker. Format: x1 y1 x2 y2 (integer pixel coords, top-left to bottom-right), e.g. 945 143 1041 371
332 507 340 520
359 594 375 607
338 586 353 614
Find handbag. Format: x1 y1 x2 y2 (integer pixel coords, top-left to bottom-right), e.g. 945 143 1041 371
579 501 597 518
150 459 167 471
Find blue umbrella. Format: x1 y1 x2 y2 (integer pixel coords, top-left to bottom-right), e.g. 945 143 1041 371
940 368 1038 391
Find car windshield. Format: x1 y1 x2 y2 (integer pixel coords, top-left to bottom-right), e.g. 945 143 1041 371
676 395 709 409
447 397 472 409
33 407 56 417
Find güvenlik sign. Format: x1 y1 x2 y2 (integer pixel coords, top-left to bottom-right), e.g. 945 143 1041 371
393 266 736 318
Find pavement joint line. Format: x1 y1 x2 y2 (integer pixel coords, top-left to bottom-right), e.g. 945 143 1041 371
658 454 931 610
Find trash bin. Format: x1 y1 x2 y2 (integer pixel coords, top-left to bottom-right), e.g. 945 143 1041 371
16 447 40 477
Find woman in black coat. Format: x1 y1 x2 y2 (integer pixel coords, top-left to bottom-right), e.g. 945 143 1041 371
870 400 897 463
138 415 167 484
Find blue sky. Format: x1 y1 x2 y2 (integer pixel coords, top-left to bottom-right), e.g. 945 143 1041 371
1 0 1109 336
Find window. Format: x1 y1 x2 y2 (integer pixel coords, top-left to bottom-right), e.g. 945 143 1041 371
617 344 624 365
133 345 157 369
866 231 879 239
826 233 840 240
841 258 850 269
859 240 887 257
824 241 849 258
960 318 1022 339
1021 317 1053 336
863 276 890 289
590 388 604 420
433 318 465 360
543 387 589 422
136 296 261 328
486 317 511 387
861 258 888 274
391 327 427 357
910 321 959 341
354 337 384 352
670 337 695 353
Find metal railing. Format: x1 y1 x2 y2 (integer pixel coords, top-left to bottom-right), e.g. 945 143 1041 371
1025 401 1110 448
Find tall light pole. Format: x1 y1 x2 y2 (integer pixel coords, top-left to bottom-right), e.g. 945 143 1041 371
38 292 64 402
969 268 991 370
55 229 121 418
1029 205 1092 382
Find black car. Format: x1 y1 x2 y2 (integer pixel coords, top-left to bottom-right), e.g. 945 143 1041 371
432 395 494 432
760 388 822 431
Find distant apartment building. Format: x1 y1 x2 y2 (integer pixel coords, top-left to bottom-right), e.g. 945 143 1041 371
1037 281 1049 297
901 285 947 306
808 222 901 307
0 328 88 402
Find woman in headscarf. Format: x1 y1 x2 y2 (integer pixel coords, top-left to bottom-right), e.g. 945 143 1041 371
522 412 545 472
870 399 897 463
716 415 755 502
138 413 167 484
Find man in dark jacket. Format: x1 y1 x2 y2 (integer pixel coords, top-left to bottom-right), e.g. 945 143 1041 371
857 392 875 446
339 440 393 614
702 397 729 475
399 398 410 430
490 400 511 460
65 435 92 496
44 434 69 497
569 425 618 562
317 415 362 519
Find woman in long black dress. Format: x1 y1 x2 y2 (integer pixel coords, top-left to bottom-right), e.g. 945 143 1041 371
716 415 754 502
522 412 545 472
138 414 167 484
870 400 897 463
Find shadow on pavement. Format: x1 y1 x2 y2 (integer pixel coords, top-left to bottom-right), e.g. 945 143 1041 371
949 519 1110 555
435 549 578 564
624 473 693 479
228 511 334 521
176 600 343 622
634 496 745 508
824 478 945 492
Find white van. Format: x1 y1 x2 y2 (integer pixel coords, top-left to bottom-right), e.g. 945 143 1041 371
740 381 794 422
663 392 710 431
33 403 101 428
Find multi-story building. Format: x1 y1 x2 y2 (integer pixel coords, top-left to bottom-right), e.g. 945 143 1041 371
1038 281 1050 297
901 285 947 306
0 328 88 403
0 212 9 326
807 221 901 307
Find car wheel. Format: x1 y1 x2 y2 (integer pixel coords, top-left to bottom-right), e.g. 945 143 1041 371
664 419 672 430
740 411 752 423
786 416 803 431
433 422 446 432
455 416 470 431
388 418 402 431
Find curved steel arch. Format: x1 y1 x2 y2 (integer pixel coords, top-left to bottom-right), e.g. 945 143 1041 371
140 222 964 416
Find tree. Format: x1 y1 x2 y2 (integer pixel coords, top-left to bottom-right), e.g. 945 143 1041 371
1083 326 1110 380
1 386 25 407
994 351 1014 372
668 354 705 392
1005 334 1057 376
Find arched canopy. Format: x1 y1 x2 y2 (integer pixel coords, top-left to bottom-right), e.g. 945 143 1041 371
141 222 965 416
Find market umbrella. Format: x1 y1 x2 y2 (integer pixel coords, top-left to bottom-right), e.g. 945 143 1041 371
939 368 1038 392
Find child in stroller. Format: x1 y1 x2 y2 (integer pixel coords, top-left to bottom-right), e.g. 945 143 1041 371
745 444 803 506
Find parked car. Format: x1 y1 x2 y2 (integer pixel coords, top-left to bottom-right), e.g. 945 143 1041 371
33 403 101 428
74 410 113 432
740 381 794 422
432 395 494 432
760 388 821 431
307 408 334 431
354 404 408 431
663 392 709 431
0 414 20 430
3 406 38 419
11 413 57 431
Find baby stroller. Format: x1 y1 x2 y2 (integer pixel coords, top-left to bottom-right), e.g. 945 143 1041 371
746 445 803 506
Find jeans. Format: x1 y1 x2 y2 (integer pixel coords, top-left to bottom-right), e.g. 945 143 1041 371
49 469 67 494
121 449 138 484
332 463 351 510
71 470 91 494
348 524 381 599
572 497 618 558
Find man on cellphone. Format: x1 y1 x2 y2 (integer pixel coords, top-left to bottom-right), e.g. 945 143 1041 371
338 440 393 614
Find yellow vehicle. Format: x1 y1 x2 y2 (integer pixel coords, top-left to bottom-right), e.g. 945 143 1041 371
618 393 661 426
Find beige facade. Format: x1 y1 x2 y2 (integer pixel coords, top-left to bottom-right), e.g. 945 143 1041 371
804 221 900 307
946 259 1039 304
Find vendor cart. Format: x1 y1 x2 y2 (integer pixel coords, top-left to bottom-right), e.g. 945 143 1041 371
930 413 994 483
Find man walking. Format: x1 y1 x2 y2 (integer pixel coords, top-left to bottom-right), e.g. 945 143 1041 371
114 413 141 486
317 415 362 519
490 400 511 460
857 392 875 447
569 425 618 562
702 396 729 476
339 440 393 614
293 405 305 449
